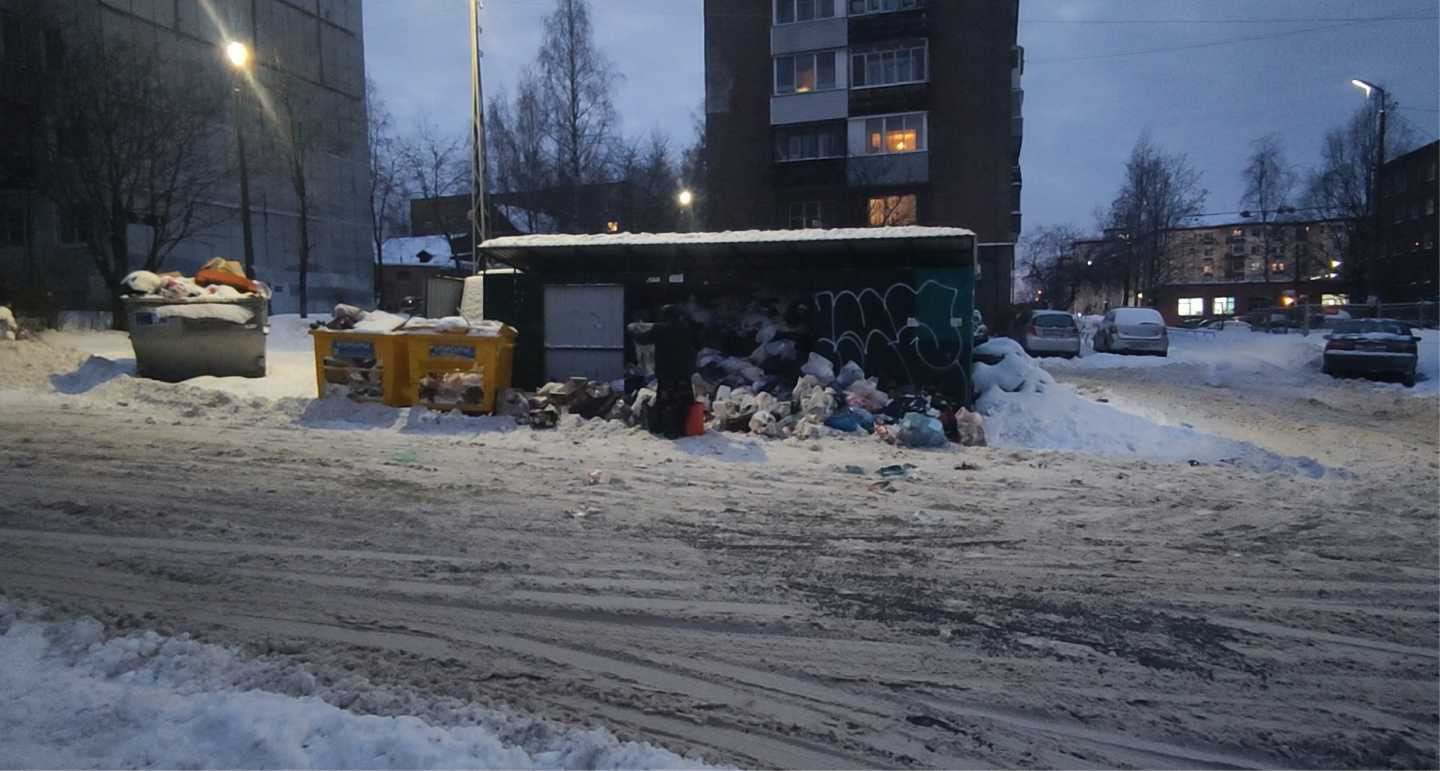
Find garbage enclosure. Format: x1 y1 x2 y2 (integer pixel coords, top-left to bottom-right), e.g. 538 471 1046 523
310 329 412 407
401 325 518 414
125 295 268 381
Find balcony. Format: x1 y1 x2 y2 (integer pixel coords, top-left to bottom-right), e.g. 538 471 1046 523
771 90 849 125
771 17 848 55
848 152 929 187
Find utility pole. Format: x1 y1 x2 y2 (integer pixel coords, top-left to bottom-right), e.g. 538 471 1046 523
1352 79 1388 305
469 0 488 276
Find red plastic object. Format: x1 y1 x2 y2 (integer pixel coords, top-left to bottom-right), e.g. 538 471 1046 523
684 402 706 437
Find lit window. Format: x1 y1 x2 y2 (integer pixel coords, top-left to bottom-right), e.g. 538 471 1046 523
1231 228 1243 237
851 41 928 88
1272 262 1287 273
861 113 926 155
1212 297 1235 315
868 194 917 226
775 51 838 95
606 221 620 233
1177 297 1204 317
1321 294 1348 307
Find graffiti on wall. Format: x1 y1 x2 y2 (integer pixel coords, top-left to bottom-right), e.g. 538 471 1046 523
812 280 972 389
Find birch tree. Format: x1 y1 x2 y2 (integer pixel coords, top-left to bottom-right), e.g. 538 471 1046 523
537 0 619 231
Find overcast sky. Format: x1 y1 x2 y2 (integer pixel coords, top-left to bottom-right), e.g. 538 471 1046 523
364 0 1439 234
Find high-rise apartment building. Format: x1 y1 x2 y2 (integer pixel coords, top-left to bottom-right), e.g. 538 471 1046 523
703 0 1023 320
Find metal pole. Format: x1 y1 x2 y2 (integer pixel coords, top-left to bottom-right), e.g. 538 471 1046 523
469 0 488 276
1371 87 1387 304
234 83 255 278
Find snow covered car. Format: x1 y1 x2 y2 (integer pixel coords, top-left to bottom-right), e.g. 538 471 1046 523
1322 319 1420 387
1093 307 1168 356
1018 309 1081 358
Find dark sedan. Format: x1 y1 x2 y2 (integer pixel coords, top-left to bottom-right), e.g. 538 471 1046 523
1322 319 1421 387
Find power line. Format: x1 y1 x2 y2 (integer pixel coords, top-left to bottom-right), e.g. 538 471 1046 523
1030 15 1437 64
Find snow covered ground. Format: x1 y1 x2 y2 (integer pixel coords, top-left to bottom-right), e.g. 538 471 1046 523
1 321 1437 768
0 601 711 770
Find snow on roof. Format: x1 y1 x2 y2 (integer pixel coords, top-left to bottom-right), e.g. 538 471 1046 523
379 235 456 266
481 226 976 251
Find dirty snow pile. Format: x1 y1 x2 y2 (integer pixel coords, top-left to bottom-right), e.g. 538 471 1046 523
973 338 1326 476
0 601 714 770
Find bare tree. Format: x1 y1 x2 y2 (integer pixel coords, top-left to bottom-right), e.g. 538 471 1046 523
1019 224 1089 310
487 71 554 233
35 39 228 327
679 107 709 230
1239 133 1296 286
537 0 619 231
366 78 406 302
1303 98 1419 301
613 131 679 233
398 119 468 255
1103 134 1208 305
271 75 324 318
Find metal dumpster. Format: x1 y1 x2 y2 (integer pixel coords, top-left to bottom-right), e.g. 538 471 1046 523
125 295 268 381
400 325 518 414
309 329 412 406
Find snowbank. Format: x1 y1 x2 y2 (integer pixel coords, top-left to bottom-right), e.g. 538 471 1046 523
0 602 714 770
974 337 1327 476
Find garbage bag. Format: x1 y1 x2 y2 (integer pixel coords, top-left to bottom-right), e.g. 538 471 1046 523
824 411 861 432
800 353 836 385
835 361 866 390
749 339 798 366
845 377 890 412
954 407 988 447
896 412 948 448
121 270 166 295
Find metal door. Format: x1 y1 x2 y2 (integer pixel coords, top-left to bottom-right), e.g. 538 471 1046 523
543 284 624 382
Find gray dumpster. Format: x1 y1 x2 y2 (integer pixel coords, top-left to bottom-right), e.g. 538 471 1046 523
125 295 269 381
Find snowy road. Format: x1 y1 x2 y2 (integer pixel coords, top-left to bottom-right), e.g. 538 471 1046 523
1 330 1438 768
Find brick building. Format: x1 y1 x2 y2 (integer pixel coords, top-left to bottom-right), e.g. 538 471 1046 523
1377 139 1438 302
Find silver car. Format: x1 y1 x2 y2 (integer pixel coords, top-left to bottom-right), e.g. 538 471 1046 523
1020 310 1082 358
1094 307 1169 356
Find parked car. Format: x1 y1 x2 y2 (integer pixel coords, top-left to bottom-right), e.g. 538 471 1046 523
1019 309 1082 358
973 309 989 345
1094 307 1168 356
1180 318 1207 329
1322 318 1420 387
1201 317 1253 332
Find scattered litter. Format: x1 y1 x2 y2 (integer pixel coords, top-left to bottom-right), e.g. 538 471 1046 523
390 450 418 464
876 464 916 477
843 465 866 475
585 470 602 485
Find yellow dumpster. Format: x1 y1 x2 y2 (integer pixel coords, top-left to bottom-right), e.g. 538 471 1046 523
310 329 412 407
401 325 518 414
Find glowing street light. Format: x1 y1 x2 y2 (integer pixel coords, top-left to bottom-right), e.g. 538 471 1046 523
678 189 694 208
224 41 255 275
1350 78 1375 97
225 41 249 69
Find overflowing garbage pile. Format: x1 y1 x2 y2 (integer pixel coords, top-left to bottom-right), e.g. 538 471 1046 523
497 352 984 448
315 305 507 337
121 260 272 324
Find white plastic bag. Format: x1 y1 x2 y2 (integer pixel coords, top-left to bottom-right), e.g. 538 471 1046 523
800 353 836 385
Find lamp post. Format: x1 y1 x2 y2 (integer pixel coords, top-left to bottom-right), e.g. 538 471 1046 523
225 41 256 278
1352 78 1387 305
677 189 695 232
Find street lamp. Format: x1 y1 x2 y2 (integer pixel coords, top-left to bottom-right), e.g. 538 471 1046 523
225 41 256 278
677 189 695 232
1352 77 1388 304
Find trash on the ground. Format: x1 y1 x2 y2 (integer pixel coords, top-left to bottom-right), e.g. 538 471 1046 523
843 465 866 475
876 464 916 477
585 470 602 485
390 450 418 464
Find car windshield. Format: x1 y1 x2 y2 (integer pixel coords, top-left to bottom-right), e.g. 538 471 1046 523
1333 320 1410 336
1114 308 1163 325
1033 313 1074 328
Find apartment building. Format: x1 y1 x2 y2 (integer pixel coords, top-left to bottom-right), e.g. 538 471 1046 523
1377 140 1438 302
703 0 1023 322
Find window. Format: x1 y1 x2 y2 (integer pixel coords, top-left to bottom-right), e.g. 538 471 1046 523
788 201 824 229
1177 297 1204 317
851 41 927 88
1231 228 1243 237
1213 297 1235 315
1321 294 1348 307
1427 196 1436 215
776 0 836 24
1203 247 1214 257
1250 245 1260 255
774 122 845 161
775 51 838 94
863 113 926 154
605 220 620 233
849 0 924 15
1425 232 1434 251
1426 161 1437 182
868 194 917 226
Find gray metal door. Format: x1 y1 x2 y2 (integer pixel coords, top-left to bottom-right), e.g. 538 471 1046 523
543 284 624 382
425 276 464 318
